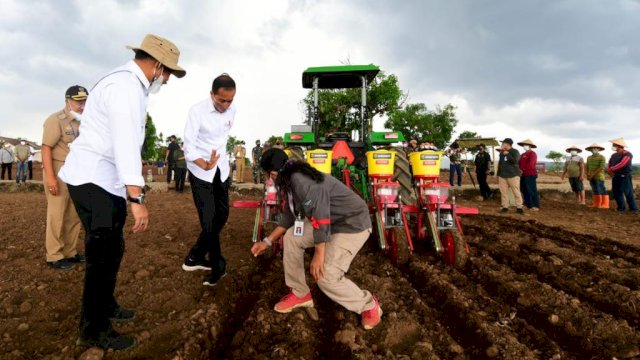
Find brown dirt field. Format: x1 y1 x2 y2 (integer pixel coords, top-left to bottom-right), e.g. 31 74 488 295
1 184 640 359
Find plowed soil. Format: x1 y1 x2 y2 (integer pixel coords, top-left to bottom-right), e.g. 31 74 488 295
1 182 640 359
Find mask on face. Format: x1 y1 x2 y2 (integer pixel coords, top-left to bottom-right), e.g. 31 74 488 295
523 145 531 151
591 150 599 155
611 147 618 152
148 63 164 94
20 141 25 145
570 150 577 156
70 111 82 121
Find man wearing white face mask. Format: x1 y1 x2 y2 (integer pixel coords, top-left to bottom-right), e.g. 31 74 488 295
59 34 186 351
561 146 586 205
41 85 87 270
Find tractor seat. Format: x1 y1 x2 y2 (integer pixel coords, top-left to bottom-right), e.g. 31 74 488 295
332 140 355 165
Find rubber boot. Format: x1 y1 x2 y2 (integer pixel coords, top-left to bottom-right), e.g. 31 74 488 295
600 195 610 209
589 195 601 208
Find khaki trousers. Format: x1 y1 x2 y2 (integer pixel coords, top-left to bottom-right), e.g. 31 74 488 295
283 219 375 314
235 158 245 182
498 176 524 209
44 162 82 261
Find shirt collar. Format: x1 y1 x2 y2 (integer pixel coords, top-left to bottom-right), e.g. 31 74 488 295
126 60 151 90
208 98 233 114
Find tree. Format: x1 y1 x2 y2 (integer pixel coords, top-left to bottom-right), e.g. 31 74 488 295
301 72 405 135
384 103 458 149
143 113 158 161
458 130 478 139
227 135 241 157
546 150 564 172
267 135 283 146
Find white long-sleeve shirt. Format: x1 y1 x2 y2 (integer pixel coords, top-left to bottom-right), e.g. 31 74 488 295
184 98 235 183
59 60 149 198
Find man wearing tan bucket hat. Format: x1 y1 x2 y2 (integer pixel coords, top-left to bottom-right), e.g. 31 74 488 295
59 34 186 350
585 143 608 209
517 139 540 211
562 145 586 205
607 138 638 213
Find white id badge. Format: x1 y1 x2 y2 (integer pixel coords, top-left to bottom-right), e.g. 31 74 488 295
293 220 304 237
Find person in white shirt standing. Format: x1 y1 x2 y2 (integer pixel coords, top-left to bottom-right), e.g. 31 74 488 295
182 74 236 287
58 34 186 351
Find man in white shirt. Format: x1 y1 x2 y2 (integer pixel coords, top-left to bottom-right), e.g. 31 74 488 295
58 34 186 351
182 74 236 287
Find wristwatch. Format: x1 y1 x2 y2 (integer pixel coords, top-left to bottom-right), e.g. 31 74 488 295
127 193 146 204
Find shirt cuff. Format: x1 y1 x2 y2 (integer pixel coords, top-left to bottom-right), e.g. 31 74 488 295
120 174 145 188
313 230 329 244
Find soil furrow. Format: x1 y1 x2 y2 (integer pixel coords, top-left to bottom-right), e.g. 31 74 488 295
469 252 640 359
467 230 640 327
400 257 539 359
469 215 640 265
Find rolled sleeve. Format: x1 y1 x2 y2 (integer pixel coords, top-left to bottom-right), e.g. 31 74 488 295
105 83 145 187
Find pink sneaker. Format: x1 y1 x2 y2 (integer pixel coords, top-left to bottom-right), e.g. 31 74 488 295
274 290 314 313
361 296 383 330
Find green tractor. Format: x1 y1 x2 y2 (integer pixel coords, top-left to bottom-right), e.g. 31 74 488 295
235 65 476 267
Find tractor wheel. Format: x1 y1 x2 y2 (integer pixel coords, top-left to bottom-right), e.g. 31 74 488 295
386 227 410 266
284 146 305 161
383 147 415 205
440 229 469 269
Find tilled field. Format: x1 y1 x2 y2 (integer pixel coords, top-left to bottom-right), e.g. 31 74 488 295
1 188 639 359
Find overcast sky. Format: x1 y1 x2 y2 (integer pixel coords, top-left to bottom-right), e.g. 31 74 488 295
1 0 639 161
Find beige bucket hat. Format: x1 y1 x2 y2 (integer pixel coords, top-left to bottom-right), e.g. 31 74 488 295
127 34 186 78
585 143 605 151
609 137 628 148
565 145 582 153
517 138 537 148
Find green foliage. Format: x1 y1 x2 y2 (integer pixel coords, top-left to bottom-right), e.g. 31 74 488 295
227 136 241 156
384 103 458 149
267 135 284 146
546 150 565 172
143 113 158 161
458 130 478 139
301 72 404 134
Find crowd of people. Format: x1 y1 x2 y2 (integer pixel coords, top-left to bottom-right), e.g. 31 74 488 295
27 33 382 352
0 140 36 183
470 137 637 214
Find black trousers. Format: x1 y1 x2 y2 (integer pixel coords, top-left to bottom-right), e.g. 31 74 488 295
68 183 126 339
166 163 175 184
1 163 11 180
28 160 33 180
476 170 492 199
174 167 187 192
188 170 230 275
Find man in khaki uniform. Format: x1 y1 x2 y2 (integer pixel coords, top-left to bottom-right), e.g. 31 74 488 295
234 140 247 182
42 85 87 270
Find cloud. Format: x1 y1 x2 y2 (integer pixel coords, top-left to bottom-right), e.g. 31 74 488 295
0 0 638 164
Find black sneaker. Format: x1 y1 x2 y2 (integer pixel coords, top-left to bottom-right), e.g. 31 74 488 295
182 257 212 271
65 254 86 263
47 259 75 270
77 330 136 350
203 269 227 287
517 208 525 214
500 208 508 213
109 307 135 323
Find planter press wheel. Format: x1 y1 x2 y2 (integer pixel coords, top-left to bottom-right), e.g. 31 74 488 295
386 228 410 266
440 229 469 269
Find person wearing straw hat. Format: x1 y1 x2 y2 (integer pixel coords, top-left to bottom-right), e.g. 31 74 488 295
607 138 638 213
497 138 525 214
41 85 87 271
561 146 586 205
517 139 540 211
59 34 186 350
585 143 608 209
